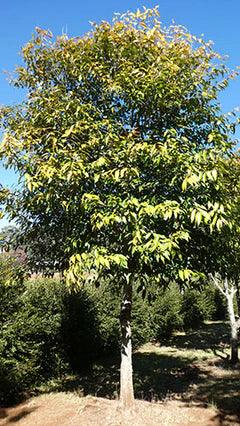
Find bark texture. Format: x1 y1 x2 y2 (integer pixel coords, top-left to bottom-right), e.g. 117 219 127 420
225 279 239 364
120 278 134 408
235 281 240 317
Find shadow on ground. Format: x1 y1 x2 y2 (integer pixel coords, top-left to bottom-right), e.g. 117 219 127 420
168 321 230 355
0 406 38 424
48 322 240 424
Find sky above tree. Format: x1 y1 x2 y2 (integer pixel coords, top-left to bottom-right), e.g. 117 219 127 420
1 0 240 227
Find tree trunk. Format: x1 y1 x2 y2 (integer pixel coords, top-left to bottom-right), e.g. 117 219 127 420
119 277 134 408
230 324 239 365
226 286 239 364
211 275 240 365
235 281 240 317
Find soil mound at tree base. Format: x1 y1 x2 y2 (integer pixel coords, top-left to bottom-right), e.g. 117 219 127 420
0 392 229 426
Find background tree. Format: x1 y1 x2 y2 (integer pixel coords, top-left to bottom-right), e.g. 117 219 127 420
0 7 237 408
204 153 240 364
210 274 240 364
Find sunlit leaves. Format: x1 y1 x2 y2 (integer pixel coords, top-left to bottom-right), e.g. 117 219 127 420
65 249 128 287
178 269 205 282
190 202 228 231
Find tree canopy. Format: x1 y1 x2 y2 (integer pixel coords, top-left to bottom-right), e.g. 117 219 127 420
0 7 236 283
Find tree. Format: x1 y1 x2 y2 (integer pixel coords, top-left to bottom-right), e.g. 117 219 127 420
0 7 237 407
211 274 240 364
218 155 240 315
204 154 240 364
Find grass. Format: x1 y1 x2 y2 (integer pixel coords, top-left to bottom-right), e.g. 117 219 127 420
36 321 239 424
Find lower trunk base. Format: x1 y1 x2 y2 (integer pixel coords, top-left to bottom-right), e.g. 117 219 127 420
231 338 239 365
120 280 135 408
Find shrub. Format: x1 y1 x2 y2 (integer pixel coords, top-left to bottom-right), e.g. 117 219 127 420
150 283 183 341
61 288 110 370
0 277 69 405
132 290 154 348
88 280 153 352
181 288 206 329
0 253 25 322
194 283 217 321
212 287 227 320
180 283 225 329
0 275 121 404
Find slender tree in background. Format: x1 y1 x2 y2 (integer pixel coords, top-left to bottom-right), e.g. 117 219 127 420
211 274 240 364
207 154 240 363
0 8 238 407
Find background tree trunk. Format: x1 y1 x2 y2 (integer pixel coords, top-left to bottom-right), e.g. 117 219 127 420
119 277 134 408
211 275 239 365
235 281 240 317
225 282 239 364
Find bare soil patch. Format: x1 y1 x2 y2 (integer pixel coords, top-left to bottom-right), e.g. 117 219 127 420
0 393 220 426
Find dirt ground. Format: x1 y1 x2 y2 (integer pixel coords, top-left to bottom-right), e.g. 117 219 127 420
0 393 224 426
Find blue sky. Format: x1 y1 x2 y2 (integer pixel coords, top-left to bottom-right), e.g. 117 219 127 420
1 0 240 227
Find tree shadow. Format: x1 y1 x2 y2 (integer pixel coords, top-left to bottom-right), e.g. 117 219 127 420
167 321 230 354
0 406 38 424
56 352 200 401
56 350 239 423
133 352 201 400
184 376 240 425
0 409 7 419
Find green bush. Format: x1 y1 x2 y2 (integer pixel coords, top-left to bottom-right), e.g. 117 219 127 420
198 284 216 320
87 282 120 356
0 253 25 323
88 280 153 352
0 273 121 405
131 293 154 348
0 277 69 405
180 284 223 329
61 287 114 370
212 288 227 320
150 283 183 341
182 289 202 329
181 288 206 329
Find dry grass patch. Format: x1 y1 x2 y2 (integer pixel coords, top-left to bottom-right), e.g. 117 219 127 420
0 393 219 426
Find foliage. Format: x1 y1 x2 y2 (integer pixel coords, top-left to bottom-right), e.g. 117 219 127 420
150 283 183 340
212 288 227 320
180 284 218 329
204 155 240 320
61 286 117 370
208 156 240 278
0 7 236 285
0 271 153 404
0 226 18 251
181 289 205 329
0 251 25 285
0 277 68 405
0 253 26 322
